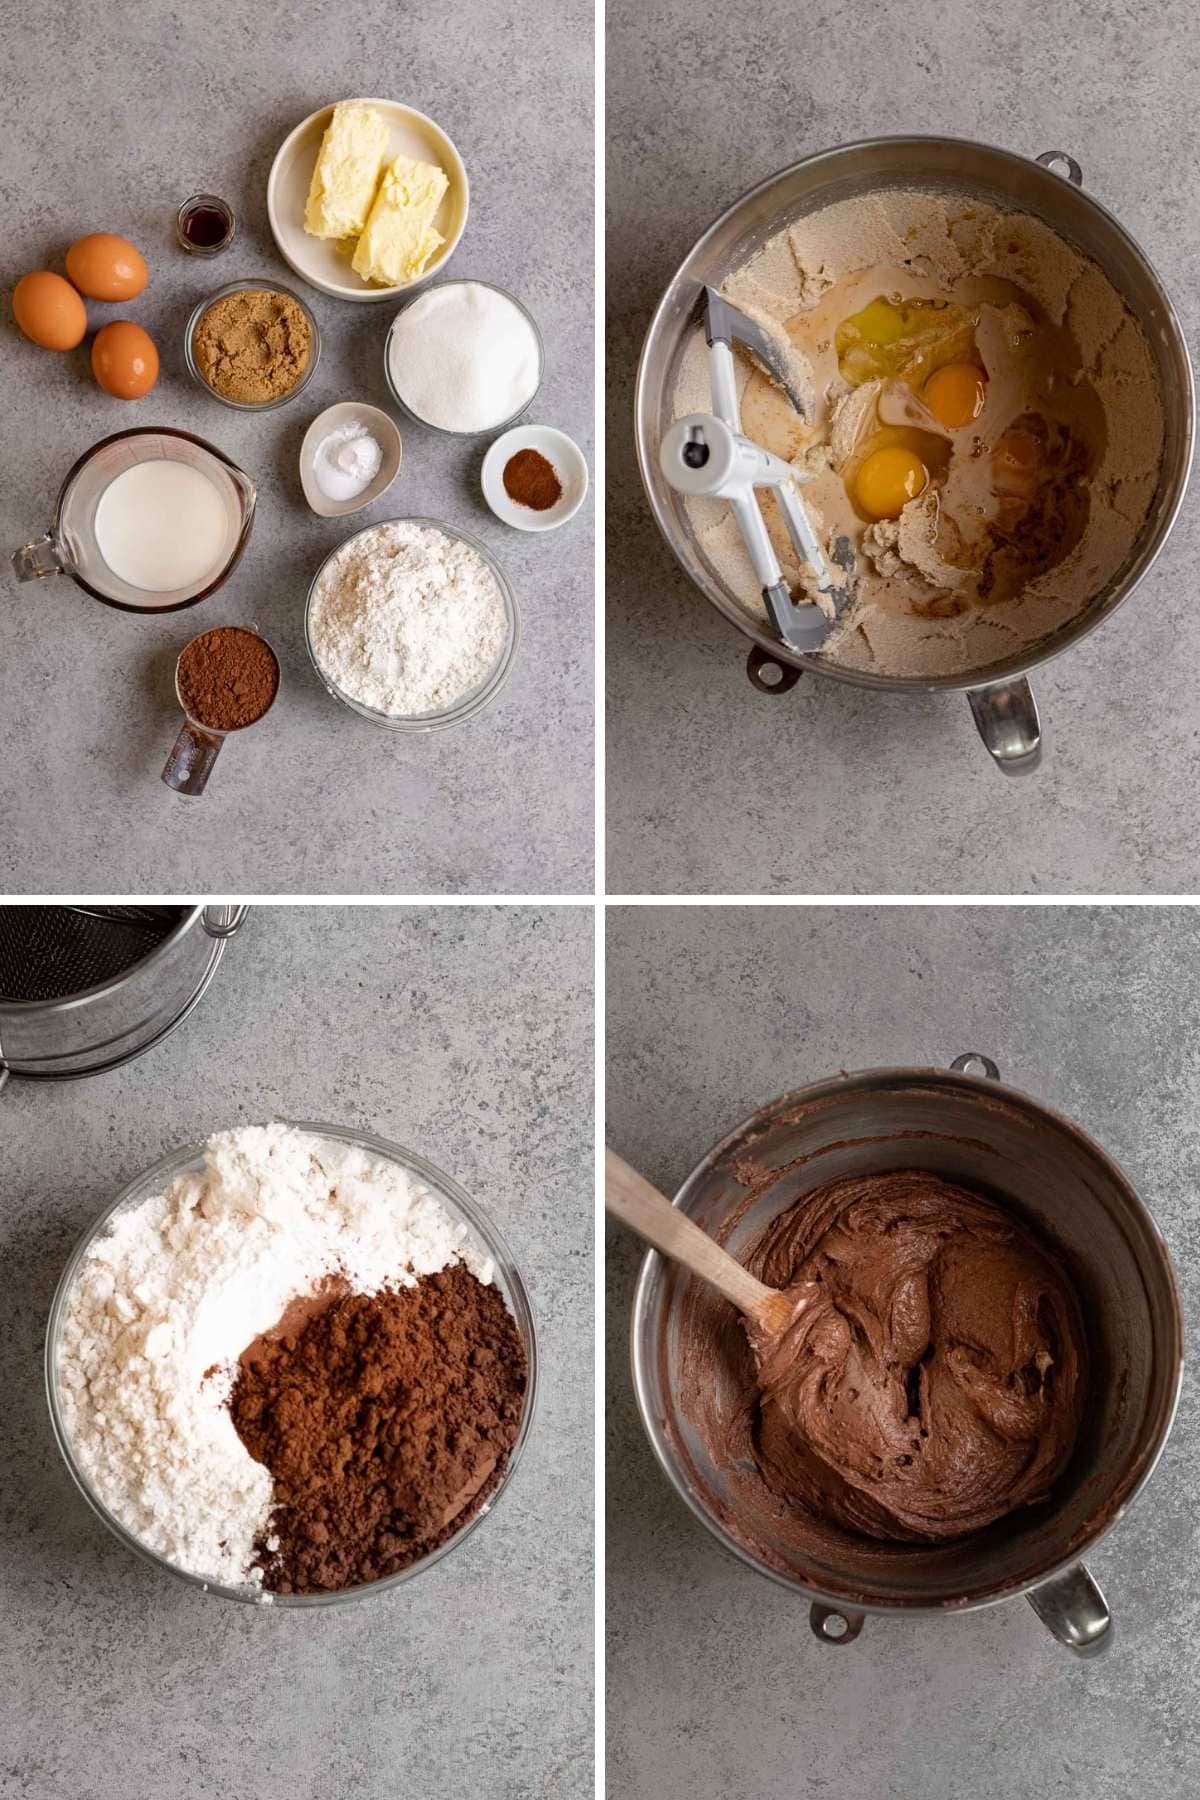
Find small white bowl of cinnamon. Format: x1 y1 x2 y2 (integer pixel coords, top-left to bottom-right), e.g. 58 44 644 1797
481 425 589 533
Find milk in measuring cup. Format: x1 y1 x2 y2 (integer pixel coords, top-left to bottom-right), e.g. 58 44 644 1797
94 461 230 593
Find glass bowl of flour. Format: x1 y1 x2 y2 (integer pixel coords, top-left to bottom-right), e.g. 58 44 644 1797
45 1122 538 1606
304 516 520 729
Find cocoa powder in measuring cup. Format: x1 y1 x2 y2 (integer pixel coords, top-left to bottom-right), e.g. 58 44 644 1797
230 1263 527 1594
177 626 278 732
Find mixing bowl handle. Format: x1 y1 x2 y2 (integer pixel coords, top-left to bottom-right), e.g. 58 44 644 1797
1027 1563 1112 1656
949 1052 1000 1080
967 677 1041 774
809 1602 865 1646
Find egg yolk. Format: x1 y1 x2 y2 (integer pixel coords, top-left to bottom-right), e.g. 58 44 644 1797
923 363 987 429
854 445 928 519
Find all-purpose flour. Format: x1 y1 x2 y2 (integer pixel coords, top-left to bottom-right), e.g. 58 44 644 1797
58 1124 493 1588
308 520 508 716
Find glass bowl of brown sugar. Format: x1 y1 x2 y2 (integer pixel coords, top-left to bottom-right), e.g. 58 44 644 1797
45 1122 538 1607
184 277 321 411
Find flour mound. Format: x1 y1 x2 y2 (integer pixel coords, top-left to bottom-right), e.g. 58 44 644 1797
308 520 508 716
57 1124 492 1588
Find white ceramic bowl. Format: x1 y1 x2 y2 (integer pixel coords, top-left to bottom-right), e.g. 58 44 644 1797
267 98 469 303
299 402 402 518
481 426 589 532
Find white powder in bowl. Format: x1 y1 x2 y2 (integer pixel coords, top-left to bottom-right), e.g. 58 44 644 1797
308 519 509 717
387 281 540 432
57 1124 493 1588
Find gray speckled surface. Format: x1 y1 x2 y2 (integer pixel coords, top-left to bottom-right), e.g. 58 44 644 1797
606 0 1200 894
606 905 1199 1799
0 905 593 1800
1 0 593 895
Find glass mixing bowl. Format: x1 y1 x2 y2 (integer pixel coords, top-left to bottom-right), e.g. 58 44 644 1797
383 279 544 437
45 1121 537 1607
303 516 521 730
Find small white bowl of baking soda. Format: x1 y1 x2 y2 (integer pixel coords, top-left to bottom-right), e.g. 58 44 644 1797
300 403 402 519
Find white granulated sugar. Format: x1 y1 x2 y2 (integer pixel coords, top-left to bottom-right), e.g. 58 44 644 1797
57 1124 493 1588
387 281 540 432
308 520 508 716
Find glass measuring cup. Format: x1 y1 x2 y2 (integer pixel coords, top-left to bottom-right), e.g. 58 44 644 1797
161 626 280 797
12 427 256 614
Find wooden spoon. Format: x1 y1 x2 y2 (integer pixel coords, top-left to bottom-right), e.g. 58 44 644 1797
606 1148 804 1337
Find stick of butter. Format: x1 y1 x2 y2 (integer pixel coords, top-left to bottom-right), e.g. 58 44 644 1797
351 154 449 286
304 103 390 241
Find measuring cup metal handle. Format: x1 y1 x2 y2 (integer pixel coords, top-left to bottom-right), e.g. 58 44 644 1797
1027 1562 1112 1656
162 719 224 797
12 534 65 582
967 676 1041 774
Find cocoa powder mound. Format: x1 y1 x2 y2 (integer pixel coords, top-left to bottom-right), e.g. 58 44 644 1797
230 1264 527 1594
177 626 278 731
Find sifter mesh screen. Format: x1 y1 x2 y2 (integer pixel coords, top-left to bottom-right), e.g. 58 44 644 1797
0 907 189 1003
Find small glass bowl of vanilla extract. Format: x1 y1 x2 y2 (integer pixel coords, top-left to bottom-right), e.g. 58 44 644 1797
176 194 236 257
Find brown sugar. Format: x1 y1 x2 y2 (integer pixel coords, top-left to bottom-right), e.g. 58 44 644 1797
192 287 312 404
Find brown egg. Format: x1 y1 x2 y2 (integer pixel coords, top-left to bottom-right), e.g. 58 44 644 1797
92 320 159 398
66 232 148 301
12 271 88 349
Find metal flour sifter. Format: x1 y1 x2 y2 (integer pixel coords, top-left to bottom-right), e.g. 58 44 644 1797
0 904 246 1088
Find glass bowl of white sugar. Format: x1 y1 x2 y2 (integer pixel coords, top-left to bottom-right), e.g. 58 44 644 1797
304 516 521 730
45 1121 538 1607
384 279 544 437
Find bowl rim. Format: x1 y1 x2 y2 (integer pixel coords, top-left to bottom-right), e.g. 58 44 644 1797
630 1061 1184 1616
303 514 521 729
383 278 544 438
266 97 470 304
184 277 322 412
480 425 590 533
45 1119 539 1607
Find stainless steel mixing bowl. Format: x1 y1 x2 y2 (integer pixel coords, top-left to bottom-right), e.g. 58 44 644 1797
635 138 1194 772
630 1055 1182 1656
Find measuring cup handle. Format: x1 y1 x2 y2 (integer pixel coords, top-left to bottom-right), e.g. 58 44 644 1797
12 534 64 582
162 719 224 797
967 676 1041 774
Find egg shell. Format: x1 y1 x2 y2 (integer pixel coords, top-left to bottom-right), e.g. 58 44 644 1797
66 233 148 302
12 271 88 350
92 320 159 398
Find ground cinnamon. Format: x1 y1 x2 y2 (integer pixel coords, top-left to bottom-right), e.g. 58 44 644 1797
503 446 562 511
230 1263 528 1594
177 626 279 731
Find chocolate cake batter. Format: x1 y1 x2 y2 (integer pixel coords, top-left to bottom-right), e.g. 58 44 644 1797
726 1171 1085 1544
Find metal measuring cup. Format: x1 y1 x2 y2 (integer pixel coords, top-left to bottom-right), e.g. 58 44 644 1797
161 626 280 797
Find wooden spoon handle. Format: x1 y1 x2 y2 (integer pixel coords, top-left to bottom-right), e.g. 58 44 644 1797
605 1148 777 1321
